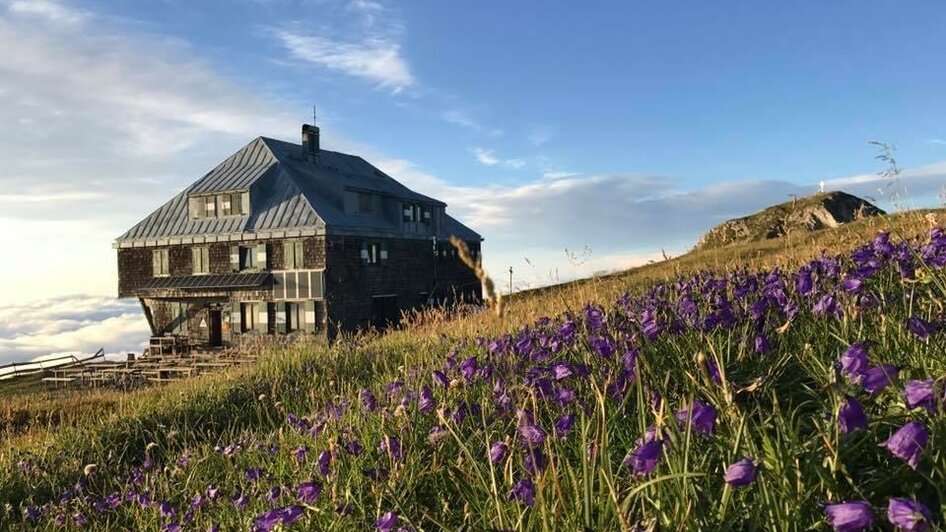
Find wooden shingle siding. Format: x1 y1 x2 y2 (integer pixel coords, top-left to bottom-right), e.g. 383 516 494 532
323 236 480 334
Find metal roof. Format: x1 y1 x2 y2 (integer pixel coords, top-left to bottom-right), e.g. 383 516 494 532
115 135 481 245
134 273 272 292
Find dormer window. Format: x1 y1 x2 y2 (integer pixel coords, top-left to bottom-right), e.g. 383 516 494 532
403 203 431 223
190 192 247 219
204 196 216 217
357 192 374 215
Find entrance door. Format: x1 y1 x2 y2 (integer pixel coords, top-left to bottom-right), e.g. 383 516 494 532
371 296 399 330
209 310 223 347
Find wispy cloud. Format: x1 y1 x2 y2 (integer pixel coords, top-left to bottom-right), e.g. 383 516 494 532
0 0 298 303
7 0 87 26
925 139 946 146
471 147 499 166
471 147 526 169
377 151 946 293
442 109 503 136
273 30 413 91
0 191 104 204
528 127 552 147
543 170 579 180
269 0 413 92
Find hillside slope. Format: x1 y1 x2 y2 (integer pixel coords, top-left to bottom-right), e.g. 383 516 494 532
694 191 885 251
2 207 945 531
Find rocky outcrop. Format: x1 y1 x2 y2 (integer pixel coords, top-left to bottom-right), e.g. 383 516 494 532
695 191 885 250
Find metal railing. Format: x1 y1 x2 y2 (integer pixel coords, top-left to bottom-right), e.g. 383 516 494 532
0 348 105 381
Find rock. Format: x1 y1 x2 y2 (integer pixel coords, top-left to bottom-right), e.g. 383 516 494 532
695 191 885 250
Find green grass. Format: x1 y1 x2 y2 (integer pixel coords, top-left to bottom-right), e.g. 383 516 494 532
1 207 945 530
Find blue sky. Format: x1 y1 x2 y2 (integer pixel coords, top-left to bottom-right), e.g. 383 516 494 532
1 0 946 361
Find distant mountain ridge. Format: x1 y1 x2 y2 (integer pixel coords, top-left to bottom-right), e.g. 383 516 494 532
695 191 885 250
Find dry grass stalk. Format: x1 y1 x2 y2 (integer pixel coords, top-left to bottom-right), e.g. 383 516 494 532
449 236 504 317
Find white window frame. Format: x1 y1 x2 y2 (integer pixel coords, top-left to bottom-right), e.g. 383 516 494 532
240 246 258 270
204 196 216 217
153 249 170 277
192 246 209 274
241 302 256 333
362 242 386 264
284 240 304 270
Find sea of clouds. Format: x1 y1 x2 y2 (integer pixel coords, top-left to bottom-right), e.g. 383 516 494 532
0 295 149 366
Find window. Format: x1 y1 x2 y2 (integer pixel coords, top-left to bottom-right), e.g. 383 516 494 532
191 192 246 219
286 302 303 332
402 203 432 224
357 192 374 214
221 193 243 216
192 247 209 274
204 196 217 218
284 240 304 270
240 302 256 333
240 246 258 270
361 242 387 264
231 244 266 272
153 249 169 276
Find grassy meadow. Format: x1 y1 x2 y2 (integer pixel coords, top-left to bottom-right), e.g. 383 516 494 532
2 208 946 531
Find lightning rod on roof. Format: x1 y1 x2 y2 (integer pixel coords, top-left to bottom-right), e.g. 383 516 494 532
313 105 317 126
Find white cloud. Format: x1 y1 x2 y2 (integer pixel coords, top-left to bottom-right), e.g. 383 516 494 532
543 170 579 180
925 139 946 146
0 1 295 163
274 30 413 91
472 147 499 166
441 108 504 136
471 147 526 169
0 295 149 364
374 152 946 294
0 0 301 303
7 0 87 26
824 160 946 205
0 191 104 204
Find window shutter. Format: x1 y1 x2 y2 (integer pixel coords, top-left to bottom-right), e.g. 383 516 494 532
275 302 287 334
283 241 293 270
256 302 268 333
161 250 169 275
230 246 239 272
257 243 267 270
231 302 241 332
152 250 159 275
240 191 250 215
304 300 317 333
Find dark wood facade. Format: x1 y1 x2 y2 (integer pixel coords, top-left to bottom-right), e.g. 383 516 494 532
117 235 481 344
115 126 483 347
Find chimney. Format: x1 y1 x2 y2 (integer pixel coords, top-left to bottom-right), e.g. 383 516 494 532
302 124 320 163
